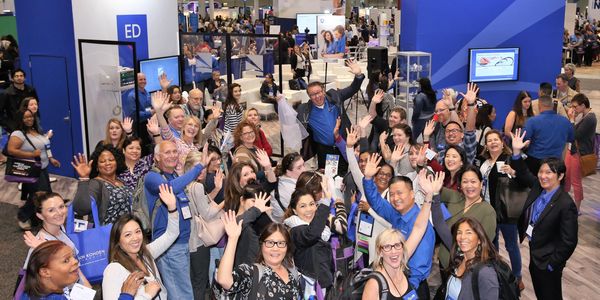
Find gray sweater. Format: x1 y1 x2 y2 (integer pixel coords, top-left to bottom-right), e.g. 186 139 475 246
574 112 597 155
450 265 499 300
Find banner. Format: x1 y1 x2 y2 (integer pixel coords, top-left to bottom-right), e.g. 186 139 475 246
317 15 346 58
589 0 600 22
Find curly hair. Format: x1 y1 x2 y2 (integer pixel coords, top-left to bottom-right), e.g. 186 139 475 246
233 119 258 147
90 144 126 178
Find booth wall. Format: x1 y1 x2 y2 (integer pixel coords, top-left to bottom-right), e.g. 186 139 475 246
401 0 566 129
15 0 82 177
0 16 18 42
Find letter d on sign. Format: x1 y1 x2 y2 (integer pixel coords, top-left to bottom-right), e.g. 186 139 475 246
117 15 149 60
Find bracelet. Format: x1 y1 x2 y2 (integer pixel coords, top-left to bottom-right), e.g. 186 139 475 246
423 199 433 204
467 103 476 107
433 192 439 196
448 108 455 111
152 134 160 137
168 208 178 213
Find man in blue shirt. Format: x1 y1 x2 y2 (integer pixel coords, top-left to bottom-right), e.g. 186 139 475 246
362 167 435 299
124 72 152 122
524 95 574 173
144 140 208 300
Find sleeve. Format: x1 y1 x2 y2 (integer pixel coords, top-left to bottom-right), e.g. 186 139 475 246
335 74 365 104
334 136 348 162
220 264 253 295
431 195 454 249
412 94 424 122
259 83 269 100
362 178 399 224
332 202 348 235
346 147 365 196
259 130 273 156
574 116 594 143
566 120 575 143
170 164 204 194
101 264 145 300
147 212 180 258
463 131 478 164
291 205 330 247
238 207 263 227
509 155 537 188
73 180 103 217
192 183 222 220
549 198 578 268
477 266 500 300
200 119 219 146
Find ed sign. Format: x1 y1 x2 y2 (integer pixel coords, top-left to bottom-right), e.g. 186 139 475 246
116 14 149 61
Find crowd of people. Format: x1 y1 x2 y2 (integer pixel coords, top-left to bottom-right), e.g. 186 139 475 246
1 14 597 300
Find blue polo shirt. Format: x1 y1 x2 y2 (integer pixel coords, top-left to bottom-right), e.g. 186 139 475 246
124 88 152 122
524 111 574 159
363 178 435 288
308 100 339 146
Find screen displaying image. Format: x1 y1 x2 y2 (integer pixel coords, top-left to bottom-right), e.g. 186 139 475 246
139 56 180 92
468 48 519 82
297 13 321 34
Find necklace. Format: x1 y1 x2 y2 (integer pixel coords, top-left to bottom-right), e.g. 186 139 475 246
464 197 482 213
382 265 404 296
98 175 121 186
42 226 62 240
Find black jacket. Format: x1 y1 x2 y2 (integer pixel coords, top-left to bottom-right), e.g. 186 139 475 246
289 205 334 288
510 157 578 270
234 207 273 266
259 82 278 101
0 83 38 131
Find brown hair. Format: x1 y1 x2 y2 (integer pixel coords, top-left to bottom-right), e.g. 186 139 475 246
283 188 315 219
446 217 499 277
295 171 323 200
233 119 258 147
223 162 257 212
256 223 295 269
33 192 65 214
108 214 156 276
275 152 302 177
390 106 407 121
479 129 511 160
103 118 126 149
25 240 73 297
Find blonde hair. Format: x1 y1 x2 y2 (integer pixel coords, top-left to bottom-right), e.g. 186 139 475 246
184 150 203 173
373 229 409 272
103 118 126 149
183 115 202 144
243 107 259 122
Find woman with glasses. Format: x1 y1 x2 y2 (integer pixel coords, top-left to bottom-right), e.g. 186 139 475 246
215 214 303 299
232 120 275 182
361 171 441 299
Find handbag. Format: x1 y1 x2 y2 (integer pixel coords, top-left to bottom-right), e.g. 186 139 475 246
3 133 42 183
12 269 26 300
580 153 597 177
66 197 112 284
188 183 225 247
494 177 530 222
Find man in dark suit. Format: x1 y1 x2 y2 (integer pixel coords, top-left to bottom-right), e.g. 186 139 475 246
509 129 578 300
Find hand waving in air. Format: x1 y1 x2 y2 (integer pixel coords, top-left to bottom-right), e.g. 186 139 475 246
363 153 382 179
71 153 92 179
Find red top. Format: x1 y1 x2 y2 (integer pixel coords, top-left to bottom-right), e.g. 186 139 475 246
254 128 273 156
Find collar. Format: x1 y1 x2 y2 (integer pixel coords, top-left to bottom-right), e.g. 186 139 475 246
541 186 560 202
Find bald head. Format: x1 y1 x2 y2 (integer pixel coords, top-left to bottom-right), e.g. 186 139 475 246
188 88 204 111
137 73 147 90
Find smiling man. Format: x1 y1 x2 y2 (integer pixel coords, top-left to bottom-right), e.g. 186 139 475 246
362 154 435 300
143 140 208 300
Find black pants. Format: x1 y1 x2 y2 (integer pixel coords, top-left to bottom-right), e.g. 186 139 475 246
190 245 211 300
416 279 431 300
19 168 51 222
314 142 348 176
530 262 563 300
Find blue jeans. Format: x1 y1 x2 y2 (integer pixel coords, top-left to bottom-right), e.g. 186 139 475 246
156 242 194 299
493 223 522 278
208 247 224 284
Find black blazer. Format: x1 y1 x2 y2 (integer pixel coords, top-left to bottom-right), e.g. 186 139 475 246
510 157 578 270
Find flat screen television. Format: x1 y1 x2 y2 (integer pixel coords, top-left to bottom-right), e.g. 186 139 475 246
468 47 520 82
296 13 321 34
139 56 181 92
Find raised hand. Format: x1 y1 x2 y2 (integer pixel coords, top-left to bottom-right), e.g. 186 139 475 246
416 145 429 165
363 153 382 179
333 117 342 140
200 142 211 167
510 128 530 154
253 192 272 213
146 115 160 136
122 117 133 134
320 175 332 200
358 114 374 131
345 127 359 148
221 210 242 238
371 89 385 104
423 119 436 138
151 90 170 112
49 157 61 168
256 148 271 169
159 72 173 91
159 184 177 212
71 153 92 178
379 131 389 146
358 199 371 212
419 170 445 195
214 168 224 191
460 82 479 105
23 231 44 249
390 144 406 164
345 59 363 76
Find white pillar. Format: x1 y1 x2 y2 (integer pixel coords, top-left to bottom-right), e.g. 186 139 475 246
209 0 215 20
253 0 259 21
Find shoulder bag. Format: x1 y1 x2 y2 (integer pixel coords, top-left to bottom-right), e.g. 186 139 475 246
188 183 225 247
3 132 42 183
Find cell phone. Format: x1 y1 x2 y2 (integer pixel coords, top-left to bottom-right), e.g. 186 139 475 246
425 149 437 161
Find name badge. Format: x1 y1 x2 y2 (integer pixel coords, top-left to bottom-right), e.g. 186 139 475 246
45 143 53 158
526 224 534 240
69 283 96 300
181 205 192 220
403 289 418 300
357 213 374 236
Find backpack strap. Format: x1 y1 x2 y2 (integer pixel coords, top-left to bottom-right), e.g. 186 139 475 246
273 179 286 212
471 263 486 300
249 263 266 298
149 170 169 236
369 271 389 300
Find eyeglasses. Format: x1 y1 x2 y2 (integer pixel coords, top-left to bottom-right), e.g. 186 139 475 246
308 90 324 98
446 128 463 134
381 242 403 252
242 131 255 136
263 240 287 248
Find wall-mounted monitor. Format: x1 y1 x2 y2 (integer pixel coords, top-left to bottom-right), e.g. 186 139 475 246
296 13 321 34
139 56 181 92
468 47 520 82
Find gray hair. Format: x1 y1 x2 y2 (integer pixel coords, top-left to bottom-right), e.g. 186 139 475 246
564 63 576 74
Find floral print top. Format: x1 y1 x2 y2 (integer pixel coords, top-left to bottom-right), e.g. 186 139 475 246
117 155 154 190
103 183 133 224
214 263 303 300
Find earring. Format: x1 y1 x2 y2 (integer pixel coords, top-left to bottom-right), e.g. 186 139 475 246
457 246 463 257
